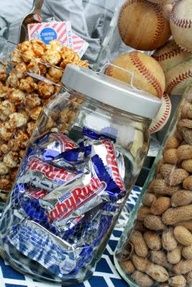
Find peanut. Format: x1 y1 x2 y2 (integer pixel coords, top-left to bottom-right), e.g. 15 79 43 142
142 193 156 207
182 245 192 259
162 229 177 251
174 226 192 246
175 221 192 232
162 205 192 225
181 102 192 119
165 136 180 149
120 260 135 274
131 271 153 287
169 275 186 287
167 168 189 187
183 176 192 191
186 271 192 285
144 215 165 231
150 250 171 269
177 145 192 161
137 207 151 221
171 190 192 207
143 231 161 250
163 148 178 164
178 119 192 129
167 246 182 264
132 254 149 272
181 159 192 173
150 179 178 196
150 196 171 215
182 127 192 145
130 231 148 258
173 259 192 274
160 163 175 180
146 262 169 282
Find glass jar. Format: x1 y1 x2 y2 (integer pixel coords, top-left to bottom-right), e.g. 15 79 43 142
0 64 161 284
114 86 192 287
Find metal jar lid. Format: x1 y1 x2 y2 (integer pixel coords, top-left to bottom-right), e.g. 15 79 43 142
62 64 162 120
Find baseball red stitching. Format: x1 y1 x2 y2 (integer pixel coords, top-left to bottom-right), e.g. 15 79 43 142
151 4 165 47
118 0 166 48
171 4 192 29
166 70 192 94
130 52 163 97
149 94 171 133
153 46 182 62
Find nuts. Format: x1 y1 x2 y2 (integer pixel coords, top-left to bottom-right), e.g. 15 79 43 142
183 176 192 191
162 229 177 251
150 196 171 215
120 260 135 274
167 246 182 264
162 205 192 225
186 271 192 285
181 159 192 173
144 215 165 231
171 190 192 207
146 263 169 282
173 259 192 274
150 179 177 196
130 231 148 257
142 193 156 207
166 168 189 186
178 119 192 129
131 254 149 272
137 207 151 221
169 275 186 287
165 136 180 149
177 145 192 161
182 128 192 145
174 226 192 246
163 148 178 164
174 221 192 232
150 250 171 269
182 245 192 259
159 163 175 179
131 271 154 287
143 231 161 250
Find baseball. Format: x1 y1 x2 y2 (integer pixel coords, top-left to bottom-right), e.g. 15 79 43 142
166 59 192 96
153 39 192 72
149 93 172 133
105 51 166 98
170 0 192 52
118 0 171 51
148 0 175 18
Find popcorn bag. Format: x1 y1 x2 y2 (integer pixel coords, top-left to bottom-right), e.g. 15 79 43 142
0 63 161 284
0 39 88 204
114 85 192 287
27 21 89 58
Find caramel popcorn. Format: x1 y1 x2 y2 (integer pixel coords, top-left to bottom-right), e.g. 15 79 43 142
0 39 89 201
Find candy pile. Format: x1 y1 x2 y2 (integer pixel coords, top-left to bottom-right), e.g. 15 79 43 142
0 39 88 200
0 127 126 280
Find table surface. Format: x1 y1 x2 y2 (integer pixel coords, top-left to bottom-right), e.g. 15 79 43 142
0 186 141 287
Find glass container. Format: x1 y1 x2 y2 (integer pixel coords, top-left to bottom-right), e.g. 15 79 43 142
115 85 192 287
0 64 161 285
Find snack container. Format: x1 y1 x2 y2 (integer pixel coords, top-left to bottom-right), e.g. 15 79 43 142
114 86 192 287
0 64 160 284
0 39 88 204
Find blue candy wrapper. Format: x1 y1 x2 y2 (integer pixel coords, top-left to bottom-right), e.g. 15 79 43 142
0 127 127 282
